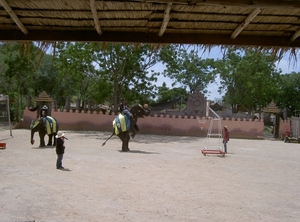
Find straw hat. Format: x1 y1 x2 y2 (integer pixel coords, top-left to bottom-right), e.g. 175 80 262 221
55 131 65 138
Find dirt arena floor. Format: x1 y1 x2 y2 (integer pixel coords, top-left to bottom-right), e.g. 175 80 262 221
0 129 300 222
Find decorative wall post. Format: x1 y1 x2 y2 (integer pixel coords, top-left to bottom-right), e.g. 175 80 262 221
54 100 57 111
65 97 70 112
76 98 80 113
88 99 92 113
26 95 31 108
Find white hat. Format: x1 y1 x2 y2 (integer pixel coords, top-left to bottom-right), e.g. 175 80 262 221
55 131 65 138
42 105 48 110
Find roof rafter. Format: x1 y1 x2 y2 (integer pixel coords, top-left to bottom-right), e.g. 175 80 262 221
3 30 300 48
158 3 172 37
290 29 300 42
0 0 28 35
133 0 300 8
230 8 262 39
90 0 103 35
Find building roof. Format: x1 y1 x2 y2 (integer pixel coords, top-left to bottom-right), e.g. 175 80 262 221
263 101 281 113
1 0 300 48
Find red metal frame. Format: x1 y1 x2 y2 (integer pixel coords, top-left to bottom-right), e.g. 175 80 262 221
201 149 226 156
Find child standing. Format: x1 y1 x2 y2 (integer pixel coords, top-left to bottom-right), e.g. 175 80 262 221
55 131 66 169
223 126 229 153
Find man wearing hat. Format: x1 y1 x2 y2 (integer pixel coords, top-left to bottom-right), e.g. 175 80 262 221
55 131 66 169
39 105 48 120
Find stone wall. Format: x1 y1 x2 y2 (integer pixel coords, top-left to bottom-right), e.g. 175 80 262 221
19 92 291 139
16 108 283 139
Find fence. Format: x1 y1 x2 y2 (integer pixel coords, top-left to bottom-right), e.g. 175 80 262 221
14 107 283 139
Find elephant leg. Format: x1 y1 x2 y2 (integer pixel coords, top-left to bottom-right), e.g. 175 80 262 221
47 134 53 146
53 134 57 146
134 124 139 132
125 133 130 151
39 131 45 147
131 124 140 139
120 132 130 152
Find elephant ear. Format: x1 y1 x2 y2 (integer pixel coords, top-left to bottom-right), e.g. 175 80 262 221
30 120 40 129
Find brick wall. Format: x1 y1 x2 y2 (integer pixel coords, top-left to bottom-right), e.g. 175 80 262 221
17 108 283 139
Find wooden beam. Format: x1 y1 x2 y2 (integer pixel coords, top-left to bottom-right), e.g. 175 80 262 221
132 0 300 8
90 0 103 35
0 0 28 35
2 30 300 48
158 3 172 37
231 8 262 39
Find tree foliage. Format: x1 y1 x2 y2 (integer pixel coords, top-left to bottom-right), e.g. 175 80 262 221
1 42 299 120
160 45 216 94
156 82 188 104
276 72 300 116
0 43 44 120
92 43 161 112
215 48 281 114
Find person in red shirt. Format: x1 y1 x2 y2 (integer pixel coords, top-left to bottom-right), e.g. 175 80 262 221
223 126 229 153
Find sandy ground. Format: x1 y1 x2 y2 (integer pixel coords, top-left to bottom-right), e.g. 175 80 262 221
0 129 300 222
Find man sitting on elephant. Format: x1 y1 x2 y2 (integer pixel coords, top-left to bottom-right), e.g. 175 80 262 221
39 105 48 120
119 98 136 139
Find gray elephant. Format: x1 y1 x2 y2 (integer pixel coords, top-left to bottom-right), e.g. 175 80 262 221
30 116 58 147
102 103 150 152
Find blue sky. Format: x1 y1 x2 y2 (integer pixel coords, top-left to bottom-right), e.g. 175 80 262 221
154 47 300 101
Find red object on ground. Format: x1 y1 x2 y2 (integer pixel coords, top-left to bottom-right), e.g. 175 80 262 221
0 143 6 149
201 149 226 156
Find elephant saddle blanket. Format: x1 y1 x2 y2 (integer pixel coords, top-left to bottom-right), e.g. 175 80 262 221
113 114 131 135
43 116 58 134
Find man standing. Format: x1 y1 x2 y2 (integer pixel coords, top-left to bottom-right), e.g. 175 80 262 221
55 131 66 170
223 126 229 153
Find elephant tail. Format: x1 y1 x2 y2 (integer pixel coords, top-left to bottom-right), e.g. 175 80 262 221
102 132 115 146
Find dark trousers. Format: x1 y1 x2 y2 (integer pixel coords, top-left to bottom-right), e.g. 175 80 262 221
56 154 64 169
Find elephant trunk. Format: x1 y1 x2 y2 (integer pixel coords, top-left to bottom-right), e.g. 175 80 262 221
30 129 35 145
143 107 151 116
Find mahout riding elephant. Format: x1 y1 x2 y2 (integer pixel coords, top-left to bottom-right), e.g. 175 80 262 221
30 116 59 147
102 103 150 152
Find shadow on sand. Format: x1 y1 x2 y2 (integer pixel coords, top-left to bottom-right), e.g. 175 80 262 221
118 150 160 154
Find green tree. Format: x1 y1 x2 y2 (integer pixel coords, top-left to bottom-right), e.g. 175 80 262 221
54 42 98 109
216 48 281 114
0 43 43 120
276 72 300 116
93 43 161 112
160 45 216 94
156 82 188 104
35 54 59 96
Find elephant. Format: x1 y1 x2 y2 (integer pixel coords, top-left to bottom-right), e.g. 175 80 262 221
102 103 150 152
30 116 59 147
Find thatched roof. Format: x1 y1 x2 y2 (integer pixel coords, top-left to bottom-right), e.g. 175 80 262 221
1 0 300 48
